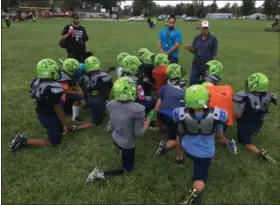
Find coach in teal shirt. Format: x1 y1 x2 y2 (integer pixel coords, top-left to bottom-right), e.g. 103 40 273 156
157 15 183 64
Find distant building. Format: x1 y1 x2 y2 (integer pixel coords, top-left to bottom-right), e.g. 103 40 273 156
247 13 268 20
206 13 233 19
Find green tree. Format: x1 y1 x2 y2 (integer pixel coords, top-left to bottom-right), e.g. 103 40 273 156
242 0 256 15
210 0 218 13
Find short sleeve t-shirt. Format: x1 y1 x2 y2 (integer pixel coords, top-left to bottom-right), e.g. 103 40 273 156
158 84 185 117
61 24 89 55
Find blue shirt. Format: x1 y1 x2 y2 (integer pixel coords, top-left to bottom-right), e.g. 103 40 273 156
158 27 183 58
174 112 223 158
158 84 185 117
192 33 218 68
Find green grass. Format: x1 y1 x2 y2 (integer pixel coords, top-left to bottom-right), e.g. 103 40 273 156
2 19 280 204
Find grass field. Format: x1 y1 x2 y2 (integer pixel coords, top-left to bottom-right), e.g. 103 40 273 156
2 19 280 204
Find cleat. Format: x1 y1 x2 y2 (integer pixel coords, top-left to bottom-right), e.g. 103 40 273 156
175 158 184 166
182 189 198 205
260 149 276 163
9 134 27 152
86 167 105 182
227 139 238 154
72 125 78 133
155 140 167 157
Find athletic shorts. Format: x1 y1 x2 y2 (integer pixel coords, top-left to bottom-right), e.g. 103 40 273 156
88 95 105 125
38 115 63 145
185 152 212 183
237 121 263 145
157 112 178 140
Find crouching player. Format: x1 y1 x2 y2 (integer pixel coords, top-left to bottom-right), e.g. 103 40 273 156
152 53 169 95
86 77 150 182
9 59 68 152
201 82 237 154
173 85 228 204
59 58 84 122
234 73 277 163
154 64 186 164
72 56 113 131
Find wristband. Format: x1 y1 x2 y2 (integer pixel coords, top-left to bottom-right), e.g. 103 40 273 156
147 109 155 121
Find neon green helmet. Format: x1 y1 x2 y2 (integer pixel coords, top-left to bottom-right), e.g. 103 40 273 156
112 77 136 101
138 48 150 60
122 55 141 75
166 63 182 79
117 52 129 67
154 53 169 67
246 73 269 92
142 52 155 65
205 60 223 76
184 85 210 109
36 59 60 80
85 56 101 73
62 58 80 76
201 82 214 87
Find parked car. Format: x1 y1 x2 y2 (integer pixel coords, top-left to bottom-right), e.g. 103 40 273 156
184 16 199 21
158 15 164 20
128 16 144 22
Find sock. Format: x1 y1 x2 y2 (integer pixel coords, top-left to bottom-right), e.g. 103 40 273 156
72 105 81 120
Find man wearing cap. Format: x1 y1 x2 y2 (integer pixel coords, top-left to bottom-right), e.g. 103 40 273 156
59 13 91 63
185 20 218 86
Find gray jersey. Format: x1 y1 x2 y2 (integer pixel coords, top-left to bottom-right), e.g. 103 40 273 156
106 100 145 149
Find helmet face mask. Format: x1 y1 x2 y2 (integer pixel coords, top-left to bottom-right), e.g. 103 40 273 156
205 60 223 76
246 73 269 92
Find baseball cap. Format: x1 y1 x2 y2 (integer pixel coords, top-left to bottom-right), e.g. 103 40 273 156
201 20 209 28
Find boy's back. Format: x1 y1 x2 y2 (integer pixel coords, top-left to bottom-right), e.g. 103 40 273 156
106 100 145 149
153 65 168 94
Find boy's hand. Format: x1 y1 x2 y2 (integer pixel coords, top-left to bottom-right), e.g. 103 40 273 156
143 118 150 131
184 44 191 50
78 91 84 97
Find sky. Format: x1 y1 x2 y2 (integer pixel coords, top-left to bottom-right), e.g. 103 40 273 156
121 1 264 8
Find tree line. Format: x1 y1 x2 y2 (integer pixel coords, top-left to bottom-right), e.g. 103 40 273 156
2 0 280 19
127 0 279 19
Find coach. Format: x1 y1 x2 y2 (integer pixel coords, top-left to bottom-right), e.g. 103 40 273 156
185 20 218 85
157 15 182 64
59 13 91 63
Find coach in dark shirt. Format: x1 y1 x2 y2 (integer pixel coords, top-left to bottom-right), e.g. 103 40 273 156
60 13 89 63
185 20 218 85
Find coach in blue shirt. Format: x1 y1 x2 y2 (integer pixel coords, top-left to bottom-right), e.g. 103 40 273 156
158 15 183 64
185 20 218 85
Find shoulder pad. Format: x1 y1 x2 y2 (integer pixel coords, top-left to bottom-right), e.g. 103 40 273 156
233 91 248 103
211 108 228 123
270 93 278 105
173 107 187 122
203 75 220 85
132 102 146 113
49 82 64 94
58 72 72 82
100 72 113 82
